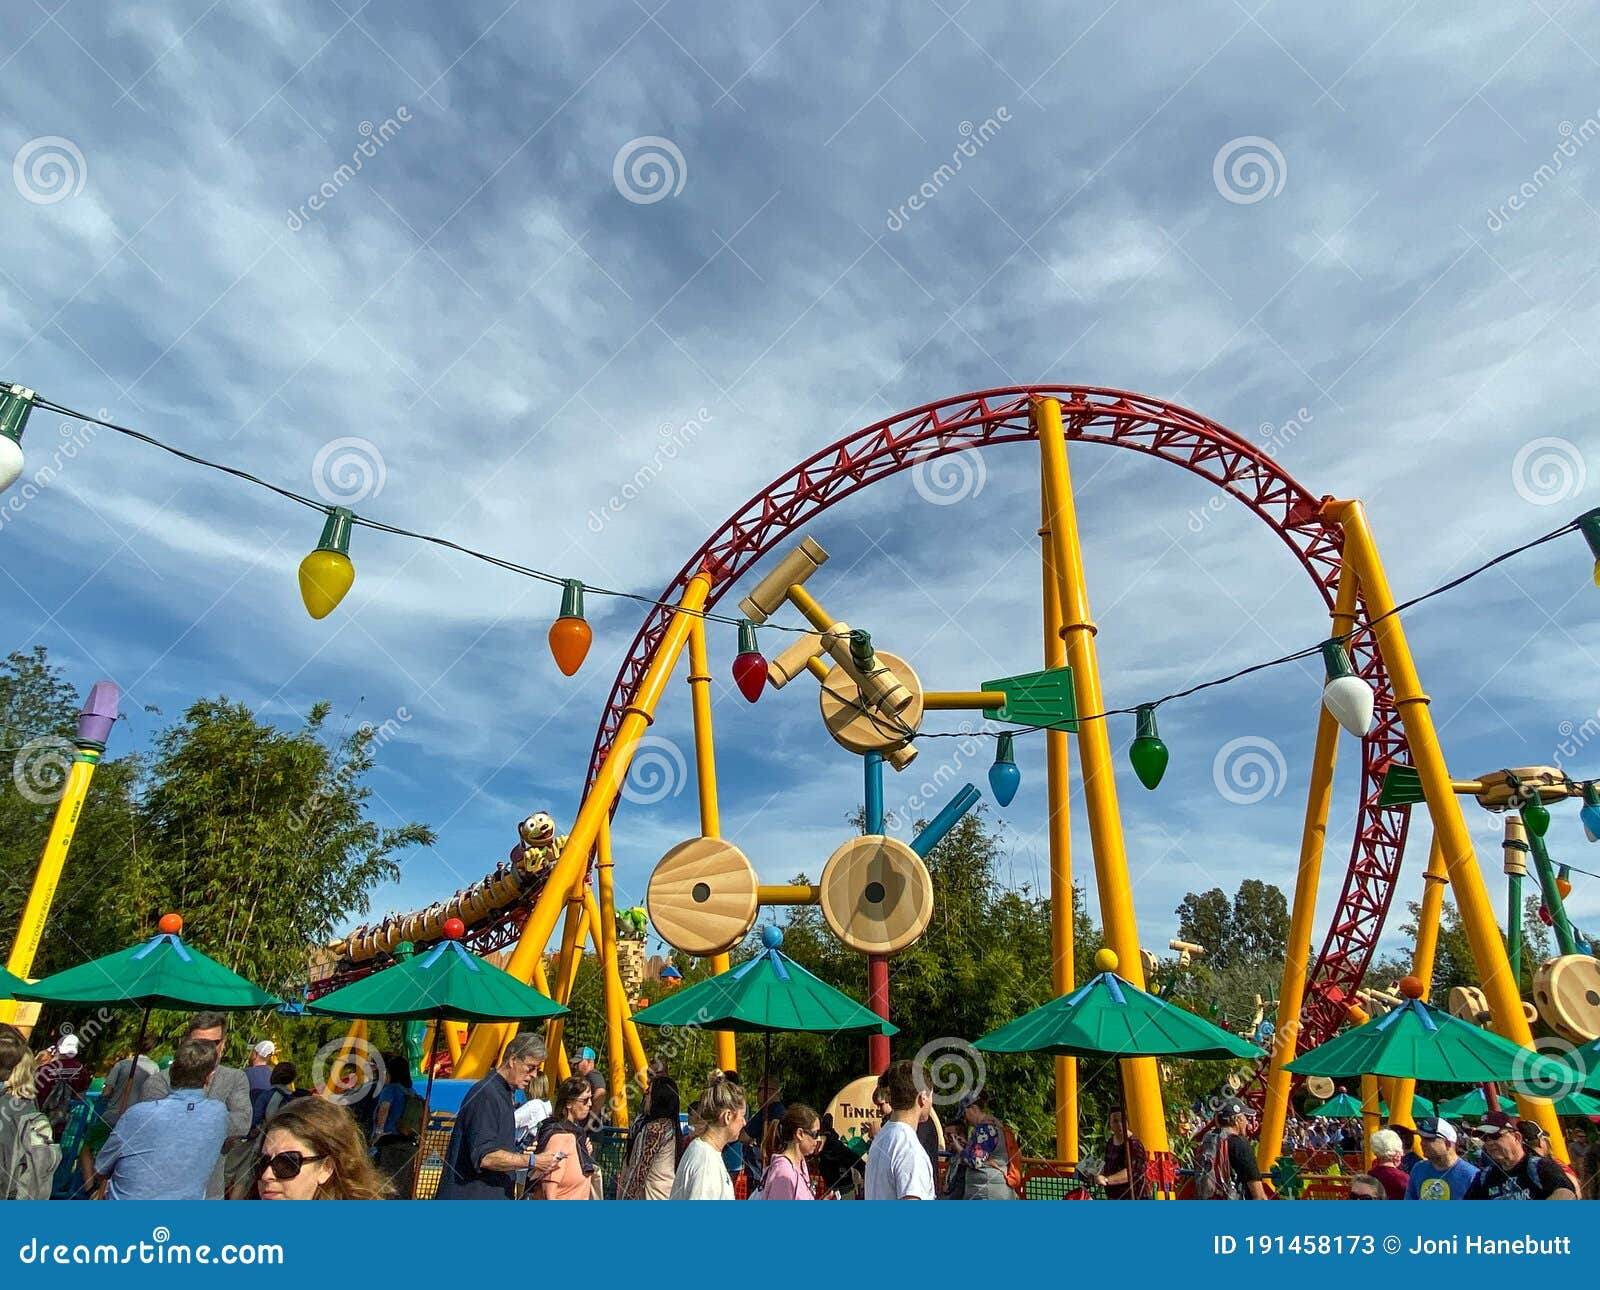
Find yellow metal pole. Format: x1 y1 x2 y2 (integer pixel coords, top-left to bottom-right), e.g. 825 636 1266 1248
546 890 591 1077
583 881 629 1129
1324 499 1566 1162
1257 566 1360 1172
595 816 629 1128
0 750 101 1024
457 572 715 1078
756 884 821 905
687 613 738 1074
923 691 1009 710
1389 834 1449 1128
1040 487 1077 1164
1034 396 1167 1156
1360 1073 1380 1170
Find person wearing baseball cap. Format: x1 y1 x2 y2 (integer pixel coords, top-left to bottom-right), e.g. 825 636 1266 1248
573 1046 607 1129
246 1041 277 1095
1403 1118 1477 1199
1198 1097 1265 1199
1463 1112 1576 1199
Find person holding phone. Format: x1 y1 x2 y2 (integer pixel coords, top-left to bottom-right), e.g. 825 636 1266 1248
530 1076 600 1199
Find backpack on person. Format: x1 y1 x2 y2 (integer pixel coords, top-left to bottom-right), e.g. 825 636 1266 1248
0 1094 62 1201
1000 1122 1025 1196
38 1076 75 1140
1194 1128 1244 1199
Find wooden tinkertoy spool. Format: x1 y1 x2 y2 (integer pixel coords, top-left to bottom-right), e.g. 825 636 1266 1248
818 834 933 955
646 837 760 957
817 648 923 766
1448 983 1537 1029
1533 955 1600 1043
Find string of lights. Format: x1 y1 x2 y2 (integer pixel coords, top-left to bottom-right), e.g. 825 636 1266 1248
3 382 1599 769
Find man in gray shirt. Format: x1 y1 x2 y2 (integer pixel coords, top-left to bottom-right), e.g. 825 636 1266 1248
96 1039 228 1200
136 1012 251 1199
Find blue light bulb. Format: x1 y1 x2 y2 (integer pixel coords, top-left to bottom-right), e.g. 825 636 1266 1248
988 733 1021 807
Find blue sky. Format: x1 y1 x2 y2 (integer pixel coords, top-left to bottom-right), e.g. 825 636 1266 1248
4 2 1600 970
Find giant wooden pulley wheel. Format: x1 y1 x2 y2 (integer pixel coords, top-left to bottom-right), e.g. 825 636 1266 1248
818 834 933 955
646 837 759 957
1533 954 1600 1043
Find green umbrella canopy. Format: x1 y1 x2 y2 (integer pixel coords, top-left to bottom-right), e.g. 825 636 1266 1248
1286 996 1575 1086
1439 1086 1600 1119
14 927 279 1011
631 929 897 1036
974 963 1264 1060
1306 1092 1367 1118
0 964 28 1000
1565 1037 1600 1093
308 938 569 1024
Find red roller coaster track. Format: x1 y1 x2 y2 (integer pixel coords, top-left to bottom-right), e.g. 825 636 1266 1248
468 386 1411 1077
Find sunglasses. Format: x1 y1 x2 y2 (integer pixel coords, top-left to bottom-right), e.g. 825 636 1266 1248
1349 1191 1380 1200
255 1150 326 1181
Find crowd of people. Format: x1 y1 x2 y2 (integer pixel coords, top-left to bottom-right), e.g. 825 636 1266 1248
0 1017 1592 1203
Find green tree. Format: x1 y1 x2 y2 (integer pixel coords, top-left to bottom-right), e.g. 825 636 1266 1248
135 698 434 996
1230 878 1290 966
1176 888 1233 968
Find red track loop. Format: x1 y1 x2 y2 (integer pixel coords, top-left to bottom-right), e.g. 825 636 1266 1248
507 388 1411 1079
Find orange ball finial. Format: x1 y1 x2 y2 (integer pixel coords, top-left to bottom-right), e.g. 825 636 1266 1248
1095 948 1119 974
442 917 465 940
158 913 183 935
1398 975 1424 999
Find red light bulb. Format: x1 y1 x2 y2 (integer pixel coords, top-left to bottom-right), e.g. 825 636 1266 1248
731 620 766 702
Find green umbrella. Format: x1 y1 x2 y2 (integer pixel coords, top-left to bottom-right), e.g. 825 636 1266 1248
1564 1037 1600 1093
632 927 896 1091
14 926 279 1012
1285 996 1575 1086
1439 1086 1600 1119
973 965 1264 1060
307 938 570 1025
631 930 896 1036
1306 1092 1367 1118
0 964 28 1000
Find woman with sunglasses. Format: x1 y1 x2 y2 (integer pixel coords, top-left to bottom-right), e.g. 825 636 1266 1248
255 1098 388 1199
756 1104 822 1200
528 1076 599 1199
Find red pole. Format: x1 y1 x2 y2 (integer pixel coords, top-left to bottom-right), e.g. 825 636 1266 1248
868 955 889 1074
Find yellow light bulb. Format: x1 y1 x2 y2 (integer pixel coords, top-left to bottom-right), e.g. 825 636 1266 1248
1592 556 1600 589
299 549 354 619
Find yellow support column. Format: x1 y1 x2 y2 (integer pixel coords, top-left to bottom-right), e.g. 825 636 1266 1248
547 892 592 1081
457 572 716 1077
1040 493 1078 1165
1 749 102 1025
1034 396 1167 1156
1325 499 1566 1163
687 613 738 1074
1258 567 1359 1172
595 816 630 1128
1360 1073 1380 1170
1389 835 1449 1128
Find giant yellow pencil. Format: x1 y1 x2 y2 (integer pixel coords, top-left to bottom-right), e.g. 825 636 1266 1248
1 681 119 1027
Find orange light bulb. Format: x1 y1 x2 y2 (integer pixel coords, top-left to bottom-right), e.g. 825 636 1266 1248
549 579 591 675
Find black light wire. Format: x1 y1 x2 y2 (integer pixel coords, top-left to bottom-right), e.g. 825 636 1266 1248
24 393 1595 737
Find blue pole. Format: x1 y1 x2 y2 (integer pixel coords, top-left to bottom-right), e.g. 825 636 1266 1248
911 783 982 858
864 752 884 834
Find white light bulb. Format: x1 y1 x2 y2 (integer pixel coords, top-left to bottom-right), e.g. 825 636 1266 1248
1323 674 1375 738
0 435 23 494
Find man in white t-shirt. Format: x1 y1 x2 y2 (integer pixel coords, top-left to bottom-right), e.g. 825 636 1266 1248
864 1060 935 1200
